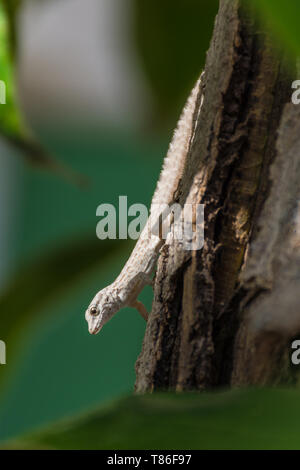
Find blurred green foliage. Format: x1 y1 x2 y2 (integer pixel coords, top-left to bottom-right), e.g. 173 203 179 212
0 0 87 183
0 130 159 442
1 0 21 56
0 1 24 137
252 0 300 59
134 0 219 125
0 237 127 393
3 388 300 450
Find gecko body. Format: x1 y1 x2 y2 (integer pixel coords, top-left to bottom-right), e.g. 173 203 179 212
86 76 202 335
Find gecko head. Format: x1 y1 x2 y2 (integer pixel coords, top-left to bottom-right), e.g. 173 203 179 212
85 286 120 335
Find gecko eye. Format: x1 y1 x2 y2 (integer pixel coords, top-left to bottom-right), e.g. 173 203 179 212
89 306 99 316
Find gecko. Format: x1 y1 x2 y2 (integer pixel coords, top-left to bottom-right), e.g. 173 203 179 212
85 75 202 335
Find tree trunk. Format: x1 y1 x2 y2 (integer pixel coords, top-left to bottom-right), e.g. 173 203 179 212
135 0 299 392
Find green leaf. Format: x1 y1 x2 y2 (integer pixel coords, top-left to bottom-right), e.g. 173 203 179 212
0 1 25 138
1 0 21 57
0 237 129 391
2 388 300 449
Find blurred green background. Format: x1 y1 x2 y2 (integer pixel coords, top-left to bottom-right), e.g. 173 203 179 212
0 0 300 449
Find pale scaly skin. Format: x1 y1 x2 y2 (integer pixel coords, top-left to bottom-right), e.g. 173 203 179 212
86 76 202 334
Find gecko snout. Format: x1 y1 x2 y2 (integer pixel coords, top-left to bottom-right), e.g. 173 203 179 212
89 326 98 335
88 320 102 335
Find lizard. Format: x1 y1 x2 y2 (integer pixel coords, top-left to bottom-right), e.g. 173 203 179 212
85 75 202 335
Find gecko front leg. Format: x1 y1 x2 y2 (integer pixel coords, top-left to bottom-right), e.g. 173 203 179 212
127 271 154 321
131 300 149 321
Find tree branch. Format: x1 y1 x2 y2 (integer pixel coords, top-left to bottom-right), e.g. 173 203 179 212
135 0 294 392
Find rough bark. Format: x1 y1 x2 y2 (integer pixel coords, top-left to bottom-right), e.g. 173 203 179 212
135 0 299 392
